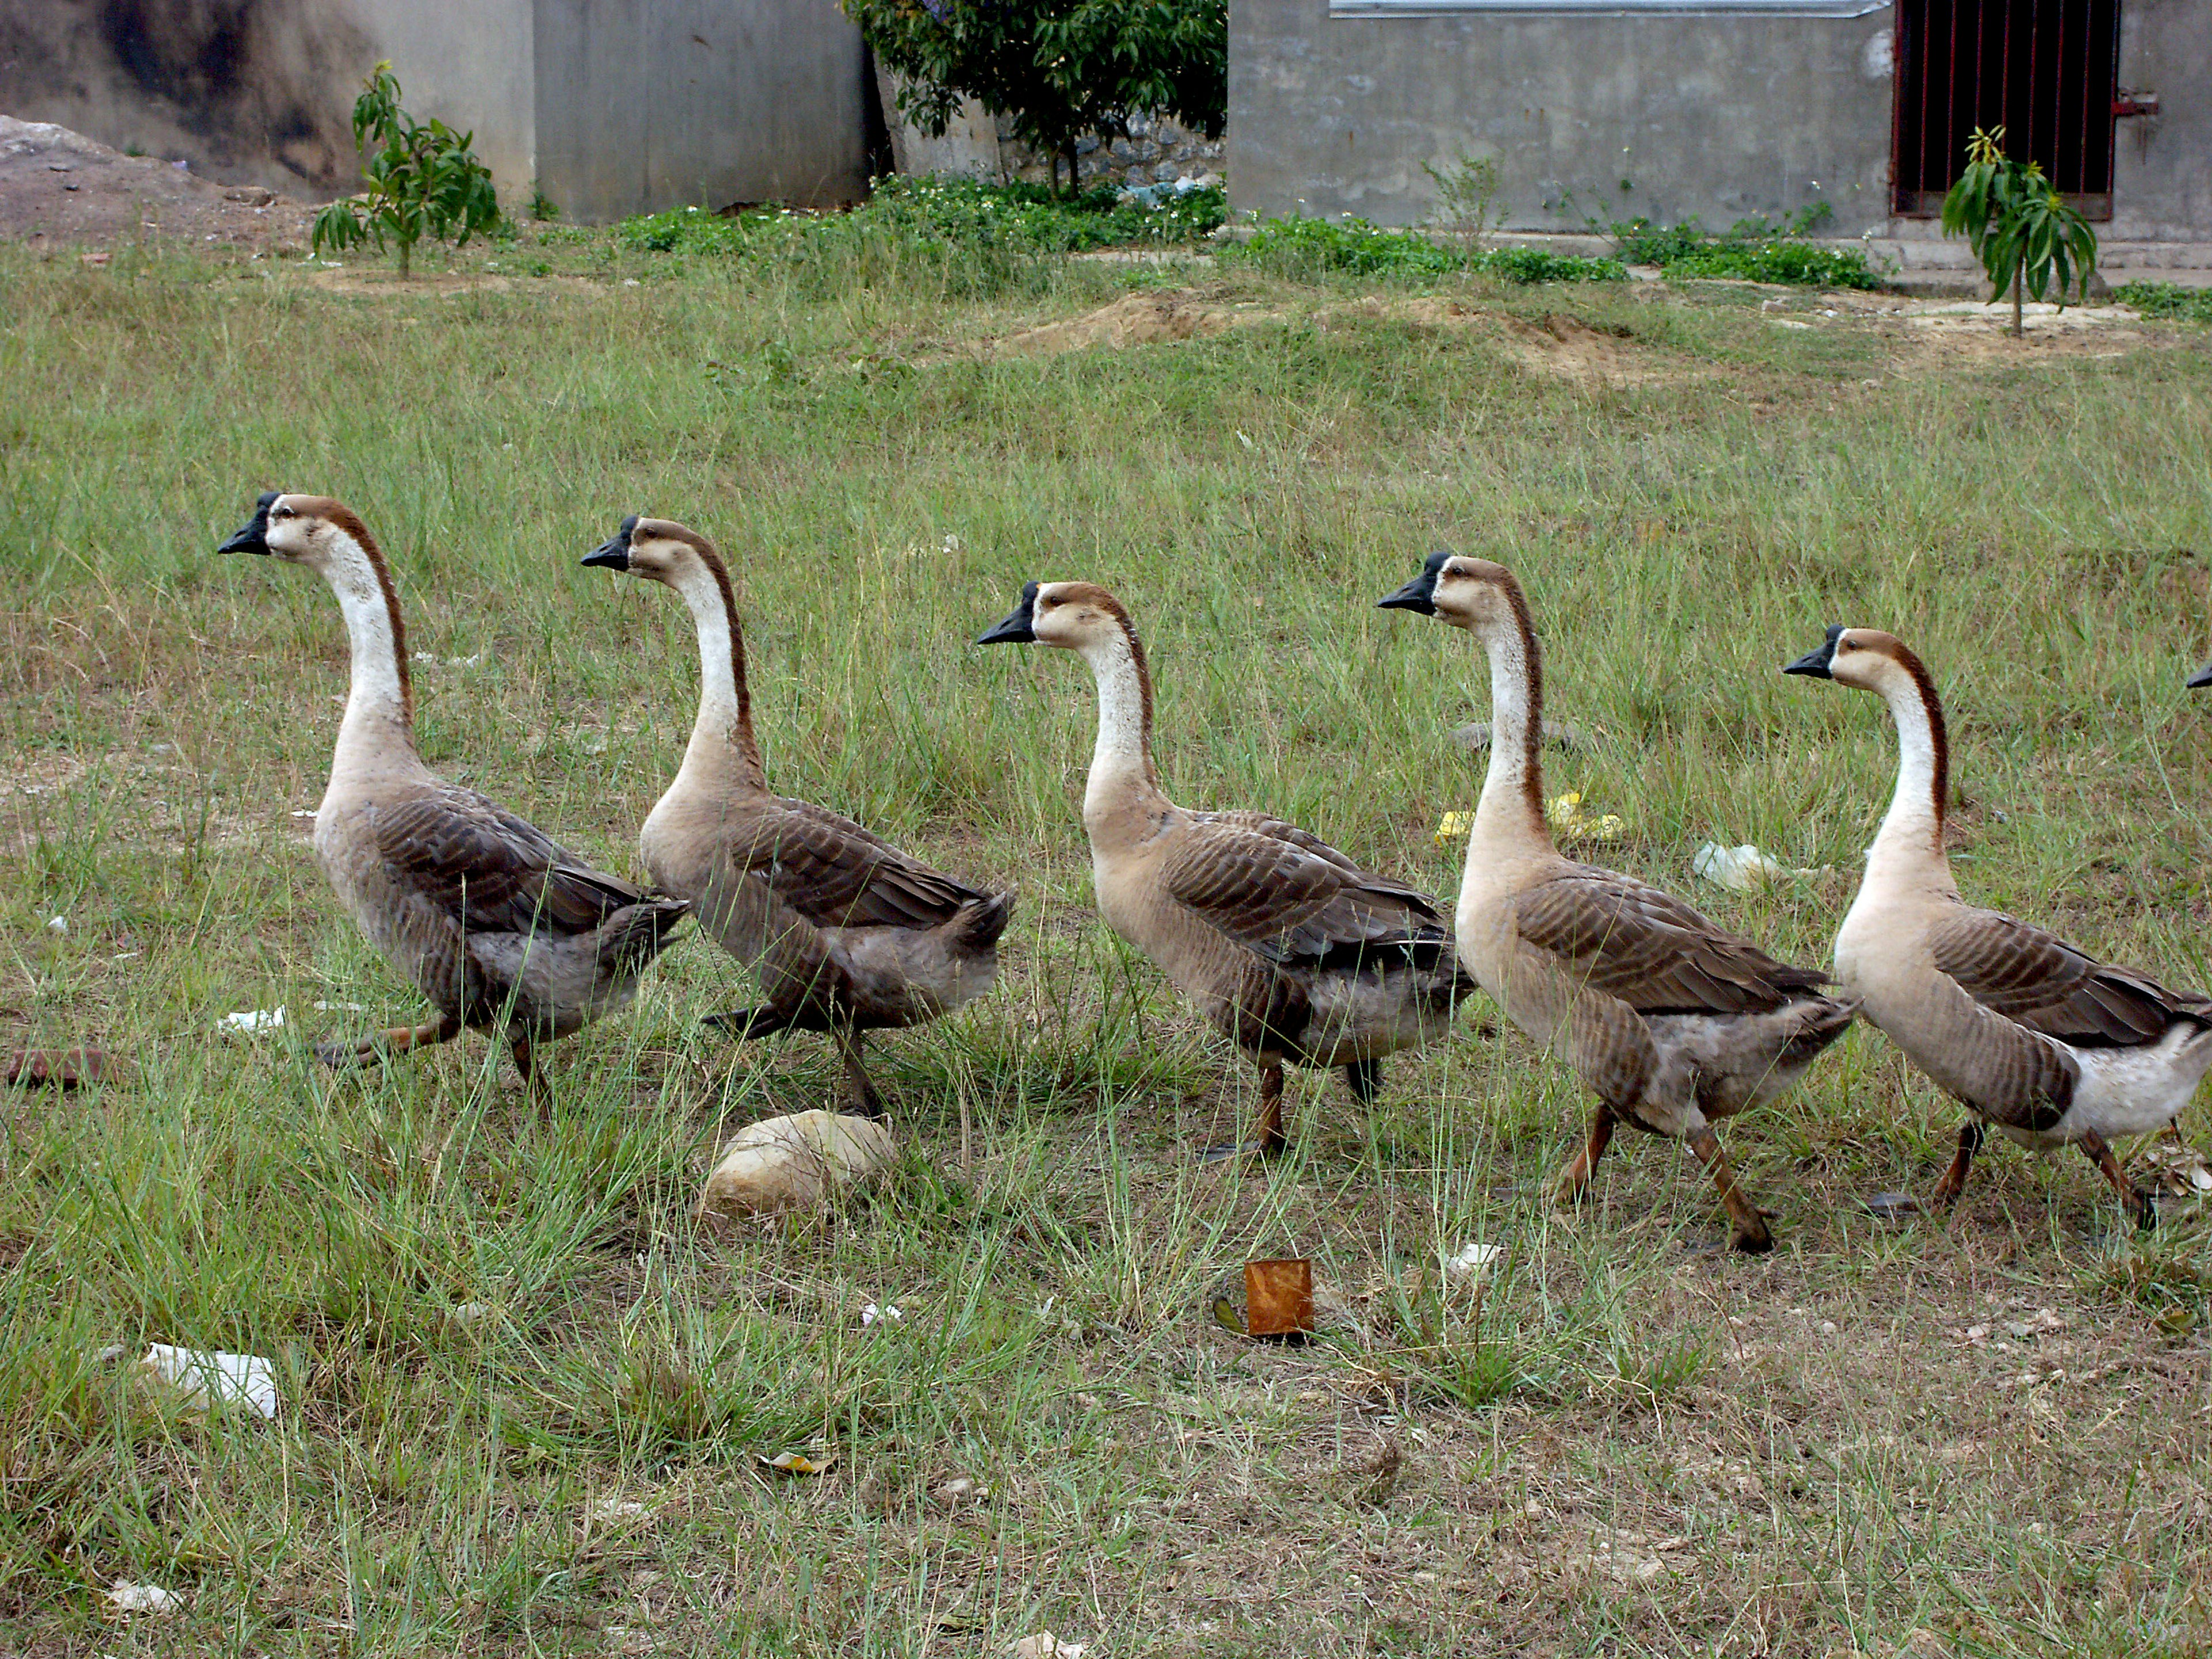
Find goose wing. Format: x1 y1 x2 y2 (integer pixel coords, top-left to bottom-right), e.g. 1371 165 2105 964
1927 908 2212 1047
718 797 987 931
1512 865 1829 1015
1164 816 1452 968
368 787 647 938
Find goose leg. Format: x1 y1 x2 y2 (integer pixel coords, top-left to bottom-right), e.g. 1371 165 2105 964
701 1005 791 1040
2078 1130 2156 1231
316 1013 463 1069
1553 1104 1618 1206
1686 1125 1773 1255
510 1037 551 1105
834 1026 884 1119
1200 1063 1289 1163
1929 1120 1984 1211
1343 1057 1383 1104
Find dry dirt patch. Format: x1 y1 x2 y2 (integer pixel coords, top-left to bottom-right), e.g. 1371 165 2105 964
0 115 313 253
984 290 1272 356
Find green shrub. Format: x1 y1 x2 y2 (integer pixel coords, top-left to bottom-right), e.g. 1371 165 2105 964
1230 216 1623 284
2116 281 2212 323
1604 204 1879 290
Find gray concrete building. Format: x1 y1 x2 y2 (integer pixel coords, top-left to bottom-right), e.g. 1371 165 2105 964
1229 0 2210 246
0 0 872 219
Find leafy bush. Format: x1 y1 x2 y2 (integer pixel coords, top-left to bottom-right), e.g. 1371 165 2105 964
1941 126 2097 335
310 62 502 277
846 0 1224 194
1605 204 1880 290
2116 281 2212 324
1230 216 1624 284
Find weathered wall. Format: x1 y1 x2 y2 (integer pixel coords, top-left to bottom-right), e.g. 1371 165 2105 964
0 0 868 218
534 0 867 220
2112 0 2212 241
1230 0 1899 233
1229 0 2212 238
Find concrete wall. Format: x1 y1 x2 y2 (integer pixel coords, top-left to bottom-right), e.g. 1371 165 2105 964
2112 0 2212 241
1229 0 2210 239
0 0 868 218
535 0 867 220
1230 0 1900 233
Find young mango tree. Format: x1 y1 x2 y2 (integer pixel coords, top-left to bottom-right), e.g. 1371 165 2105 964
844 0 1225 196
311 62 502 278
1941 126 2099 338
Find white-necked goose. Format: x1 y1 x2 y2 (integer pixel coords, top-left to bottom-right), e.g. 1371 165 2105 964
1785 624 2212 1227
584 516 1013 1116
1382 553 1855 1252
978 579 1470 1159
219 493 688 1092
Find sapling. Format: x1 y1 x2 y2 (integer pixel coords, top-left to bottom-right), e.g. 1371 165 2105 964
311 62 502 278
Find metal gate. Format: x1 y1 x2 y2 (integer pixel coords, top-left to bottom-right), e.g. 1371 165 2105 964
1892 0 2123 219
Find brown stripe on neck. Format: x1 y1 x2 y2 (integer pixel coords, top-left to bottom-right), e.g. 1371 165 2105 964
1887 640 1949 837
322 502 412 726
1497 567 1547 828
1056 582 1162 789
674 526 766 777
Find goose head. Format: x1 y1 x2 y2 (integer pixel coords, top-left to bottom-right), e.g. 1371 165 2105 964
1781 625 1933 699
1377 551 1526 636
581 514 722 585
218 491 376 574
976 581 1138 656
2190 661 2211 691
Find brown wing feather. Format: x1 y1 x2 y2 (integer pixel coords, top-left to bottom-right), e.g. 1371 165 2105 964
367 789 647 939
1512 866 1829 1016
1164 819 1453 968
1927 909 2212 1048
720 797 987 931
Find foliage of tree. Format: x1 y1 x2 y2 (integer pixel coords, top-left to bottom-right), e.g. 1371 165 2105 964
844 0 1226 195
311 63 502 278
1941 126 2099 337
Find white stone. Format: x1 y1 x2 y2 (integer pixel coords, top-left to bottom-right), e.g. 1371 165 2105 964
699 1111 895 1218
138 1344 279 1418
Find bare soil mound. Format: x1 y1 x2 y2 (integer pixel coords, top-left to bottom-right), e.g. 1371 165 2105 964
0 115 313 252
987 291 1267 356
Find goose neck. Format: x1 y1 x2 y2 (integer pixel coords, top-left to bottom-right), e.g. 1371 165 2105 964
1865 664 1952 888
1078 627 1167 843
670 557 767 793
1469 609 1551 852
321 532 420 773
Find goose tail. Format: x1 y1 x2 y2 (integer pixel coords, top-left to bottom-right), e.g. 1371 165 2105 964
597 897 692 975
947 888 1017 953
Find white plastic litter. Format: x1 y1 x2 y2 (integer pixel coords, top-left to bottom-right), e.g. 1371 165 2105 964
1011 1637 1087 1659
861 1302 903 1327
218 1006 285 1035
104 1580 183 1615
138 1344 280 1418
312 1001 368 1014
1691 842 1828 893
1444 1241 1504 1283
585 1495 647 1523
45 915 67 934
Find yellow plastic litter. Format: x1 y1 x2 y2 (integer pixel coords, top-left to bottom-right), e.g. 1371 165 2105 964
1433 810 1474 847
1546 792 1625 843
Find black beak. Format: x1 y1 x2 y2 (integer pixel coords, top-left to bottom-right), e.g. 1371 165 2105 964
1378 548 1453 616
2188 661 2212 691
977 582 1039 645
1783 623 1846 679
1376 571 1438 615
581 514 638 571
217 491 278 555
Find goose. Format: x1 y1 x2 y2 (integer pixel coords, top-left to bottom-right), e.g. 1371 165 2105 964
1784 624 2212 1228
584 516 1013 1117
218 493 688 1093
1381 553 1855 1252
976 579 1470 1159
2191 661 2211 690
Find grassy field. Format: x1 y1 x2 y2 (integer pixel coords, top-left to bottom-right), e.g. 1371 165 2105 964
2 228 2210 1657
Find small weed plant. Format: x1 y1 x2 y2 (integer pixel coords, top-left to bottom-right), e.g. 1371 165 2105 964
1941 125 2099 336
1424 153 1505 245
310 62 502 277
1233 215 1624 284
1609 204 1881 290
2116 281 2212 324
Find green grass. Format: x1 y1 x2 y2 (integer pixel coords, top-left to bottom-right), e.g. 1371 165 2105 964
1608 209 1885 289
1 229 2210 1654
